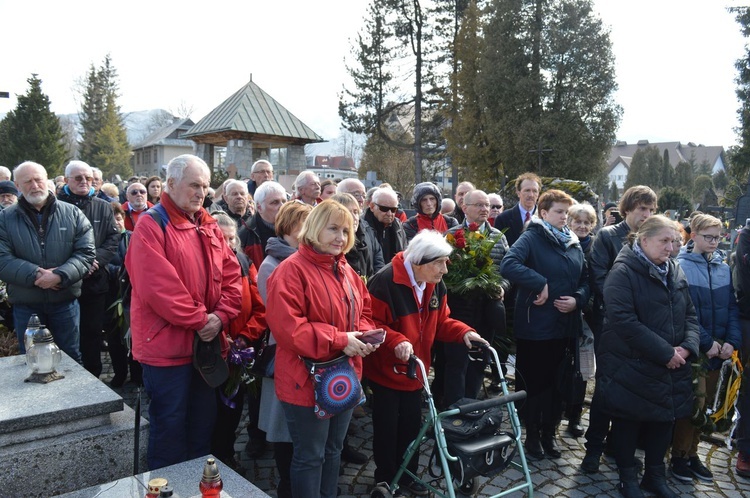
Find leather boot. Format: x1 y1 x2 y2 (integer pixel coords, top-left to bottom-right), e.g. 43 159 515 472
640 464 679 498
617 466 645 498
524 424 544 460
541 424 562 459
566 415 585 438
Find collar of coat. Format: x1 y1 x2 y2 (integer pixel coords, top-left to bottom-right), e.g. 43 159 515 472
160 192 216 229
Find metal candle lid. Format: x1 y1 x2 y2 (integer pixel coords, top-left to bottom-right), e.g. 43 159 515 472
147 477 168 492
32 326 54 344
202 457 221 482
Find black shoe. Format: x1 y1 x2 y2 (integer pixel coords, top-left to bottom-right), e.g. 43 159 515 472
669 457 693 482
401 480 429 496
618 466 645 498
244 438 267 458
109 373 126 388
341 444 367 464
525 438 544 460
581 451 601 474
687 456 713 482
641 465 679 498
541 437 562 459
566 420 585 438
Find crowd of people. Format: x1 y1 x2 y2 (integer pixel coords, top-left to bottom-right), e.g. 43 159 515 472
2 156 750 498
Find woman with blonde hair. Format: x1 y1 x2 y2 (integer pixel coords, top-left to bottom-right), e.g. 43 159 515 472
266 200 378 498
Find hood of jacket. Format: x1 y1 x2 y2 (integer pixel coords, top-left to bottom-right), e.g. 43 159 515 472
265 236 297 262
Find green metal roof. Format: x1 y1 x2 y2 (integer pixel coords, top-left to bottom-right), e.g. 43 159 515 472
182 79 323 145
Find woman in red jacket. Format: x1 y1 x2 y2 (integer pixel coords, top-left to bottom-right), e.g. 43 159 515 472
364 230 487 495
266 200 378 498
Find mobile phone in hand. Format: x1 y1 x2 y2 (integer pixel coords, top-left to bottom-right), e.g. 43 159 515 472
360 328 386 345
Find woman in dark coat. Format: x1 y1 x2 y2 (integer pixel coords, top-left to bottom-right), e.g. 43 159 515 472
500 189 589 461
596 214 699 498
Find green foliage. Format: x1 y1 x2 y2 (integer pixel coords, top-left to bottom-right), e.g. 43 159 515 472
609 180 618 201
211 168 229 188
0 74 68 176
478 0 620 182
78 55 130 173
729 7 750 182
674 161 694 194
692 174 714 204
501 176 597 205
624 146 661 191
713 169 729 192
444 225 504 296
658 187 691 214
359 132 416 196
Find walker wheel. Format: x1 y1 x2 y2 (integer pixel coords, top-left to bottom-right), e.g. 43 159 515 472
370 484 393 498
453 477 477 496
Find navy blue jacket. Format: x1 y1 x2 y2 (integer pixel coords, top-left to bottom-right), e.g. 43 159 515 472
676 243 741 369
500 219 589 341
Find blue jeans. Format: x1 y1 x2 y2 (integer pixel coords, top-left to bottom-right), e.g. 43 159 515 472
142 363 217 470
14 300 81 363
282 402 352 498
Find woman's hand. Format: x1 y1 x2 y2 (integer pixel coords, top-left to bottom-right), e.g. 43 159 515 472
343 332 379 358
394 341 413 362
719 342 735 360
463 330 488 348
666 349 686 369
553 296 577 313
534 284 549 306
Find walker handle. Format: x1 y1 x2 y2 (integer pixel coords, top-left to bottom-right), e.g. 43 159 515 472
454 391 527 415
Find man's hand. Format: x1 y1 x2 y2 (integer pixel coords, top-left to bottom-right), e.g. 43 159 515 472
86 259 100 276
394 341 413 362
196 313 223 341
35 268 62 290
553 296 577 313
533 284 548 306
719 342 735 360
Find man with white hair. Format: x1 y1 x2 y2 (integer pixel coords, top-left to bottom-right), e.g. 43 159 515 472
126 154 242 470
0 161 95 363
91 167 115 202
123 182 153 231
294 170 321 206
239 180 287 271
247 160 274 197
0 166 11 181
337 178 367 209
58 160 120 378
364 187 407 263
217 179 252 229
488 193 504 225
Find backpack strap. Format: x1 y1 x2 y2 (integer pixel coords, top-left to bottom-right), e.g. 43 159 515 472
145 203 170 232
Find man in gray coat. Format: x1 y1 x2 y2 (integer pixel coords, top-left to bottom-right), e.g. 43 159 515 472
0 161 95 362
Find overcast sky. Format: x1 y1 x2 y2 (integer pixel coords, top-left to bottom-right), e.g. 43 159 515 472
0 0 747 149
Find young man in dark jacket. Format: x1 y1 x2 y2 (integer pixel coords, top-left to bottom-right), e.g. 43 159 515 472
0 161 96 363
58 161 120 378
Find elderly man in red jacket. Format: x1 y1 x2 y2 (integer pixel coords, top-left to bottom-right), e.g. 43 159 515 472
126 154 242 470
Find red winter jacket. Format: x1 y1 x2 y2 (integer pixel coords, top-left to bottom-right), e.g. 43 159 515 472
227 252 267 344
123 201 154 231
364 252 471 391
126 193 242 367
266 244 375 407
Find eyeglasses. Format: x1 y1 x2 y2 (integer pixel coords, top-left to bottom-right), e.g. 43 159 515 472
71 175 93 183
347 192 366 200
129 189 147 195
699 234 720 243
490 204 503 210
376 204 398 213
465 203 490 208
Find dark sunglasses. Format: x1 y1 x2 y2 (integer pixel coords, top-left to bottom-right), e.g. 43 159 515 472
72 175 93 182
129 189 147 195
376 204 398 213
491 204 503 210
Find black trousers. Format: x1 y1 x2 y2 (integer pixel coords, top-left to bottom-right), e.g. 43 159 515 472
370 381 423 485
79 292 106 377
611 417 673 469
212 382 246 463
515 337 567 430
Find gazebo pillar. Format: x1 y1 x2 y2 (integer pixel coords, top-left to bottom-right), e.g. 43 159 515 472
226 139 254 178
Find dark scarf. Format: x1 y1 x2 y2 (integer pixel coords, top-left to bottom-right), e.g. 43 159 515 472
253 212 276 248
18 194 55 235
58 185 94 210
364 209 400 262
346 224 373 278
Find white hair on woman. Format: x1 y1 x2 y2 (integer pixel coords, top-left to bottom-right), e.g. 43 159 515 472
404 230 453 266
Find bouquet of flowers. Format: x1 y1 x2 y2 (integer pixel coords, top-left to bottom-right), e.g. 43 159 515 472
444 222 504 296
220 338 256 409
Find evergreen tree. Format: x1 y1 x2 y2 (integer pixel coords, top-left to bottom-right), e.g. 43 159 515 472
674 161 694 194
693 174 714 204
0 74 68 175
728 8 750 181
661 149 674 187
609 180 618 200
358 131 416 196
658 186 691 213
478 0 620 182
713 169 729 193
78 55 130 175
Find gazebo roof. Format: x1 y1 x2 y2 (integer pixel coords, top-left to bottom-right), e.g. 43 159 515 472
182 78 324 146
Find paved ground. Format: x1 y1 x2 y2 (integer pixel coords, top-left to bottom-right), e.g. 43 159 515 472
101 353 750 497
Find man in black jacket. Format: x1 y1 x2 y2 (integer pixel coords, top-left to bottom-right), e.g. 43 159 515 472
0 161 96 363
364 187 407 264
494 173 541 247
59 161 120 377
582 185 657 473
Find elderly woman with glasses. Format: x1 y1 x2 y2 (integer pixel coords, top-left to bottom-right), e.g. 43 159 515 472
365 230 487 495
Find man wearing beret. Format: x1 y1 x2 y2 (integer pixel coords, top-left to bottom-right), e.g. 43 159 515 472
0 181 18 210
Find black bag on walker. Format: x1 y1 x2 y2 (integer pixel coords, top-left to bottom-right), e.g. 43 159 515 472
438 398 517 485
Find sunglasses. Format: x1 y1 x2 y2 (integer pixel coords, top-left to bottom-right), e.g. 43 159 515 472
376 204 398 213
491 204 503 210
72 175 93 183
129 189 147 195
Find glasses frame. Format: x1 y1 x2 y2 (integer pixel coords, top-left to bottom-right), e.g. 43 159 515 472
376 204 398 213
128 189 147 195
699 234 720 244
